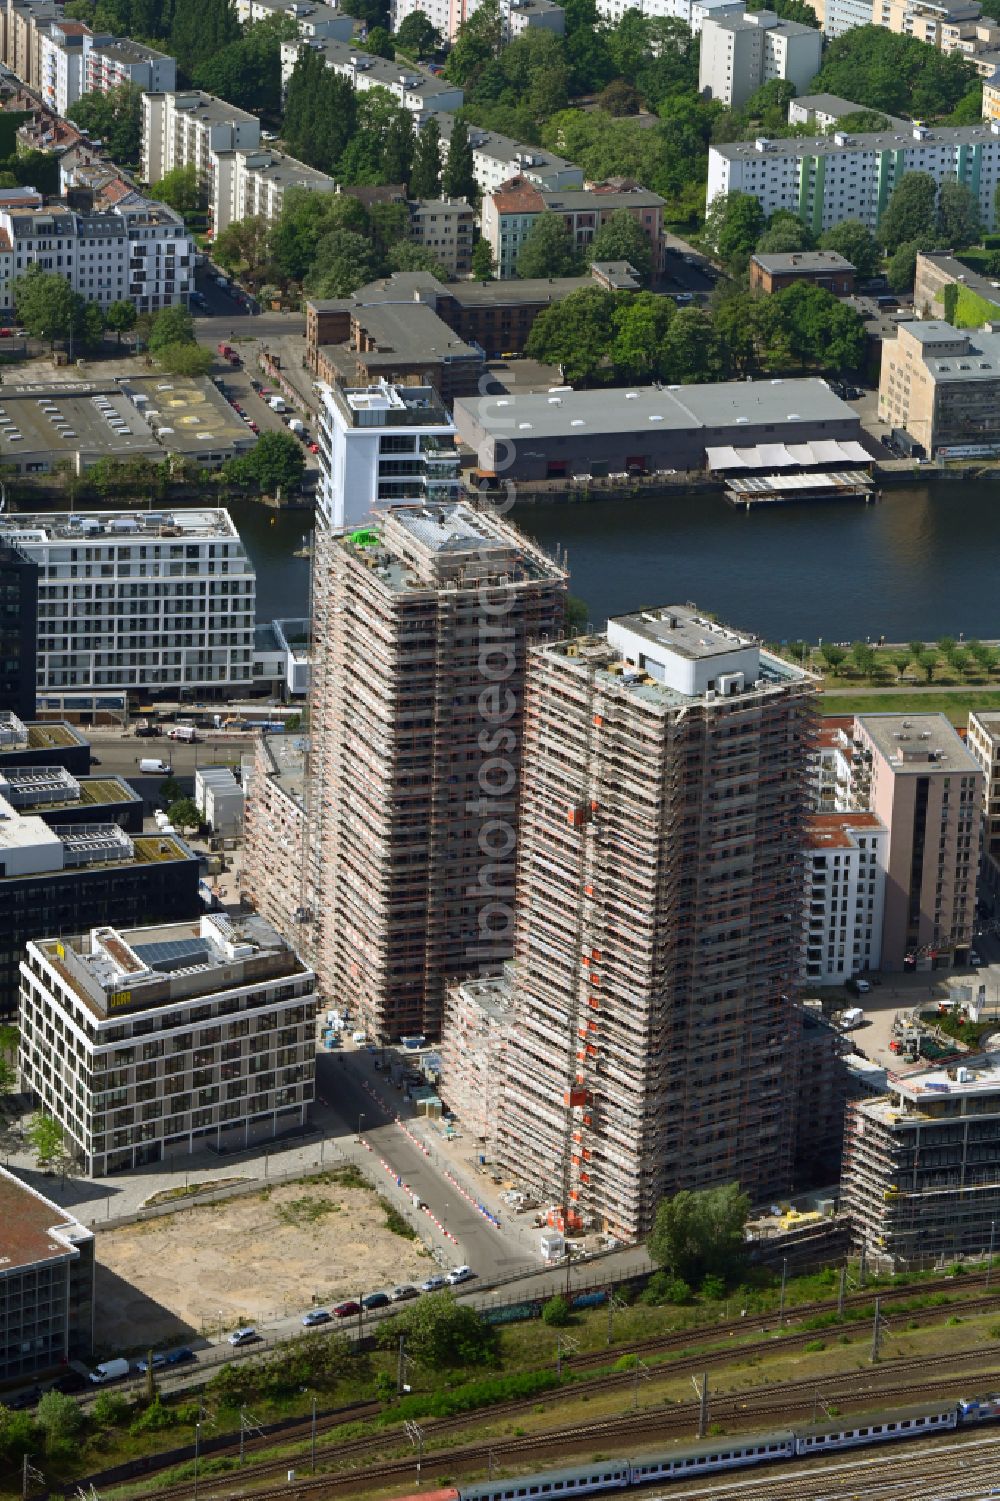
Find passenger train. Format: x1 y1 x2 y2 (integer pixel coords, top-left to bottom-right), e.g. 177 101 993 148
389 1394 1000 1501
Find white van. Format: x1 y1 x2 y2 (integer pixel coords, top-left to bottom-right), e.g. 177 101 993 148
139 758 171 775
90 1357 130 1384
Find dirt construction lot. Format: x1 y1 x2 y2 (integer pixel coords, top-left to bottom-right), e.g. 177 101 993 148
96 1177 434 1347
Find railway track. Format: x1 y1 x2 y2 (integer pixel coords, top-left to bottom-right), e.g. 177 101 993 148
106 1344 1000 1501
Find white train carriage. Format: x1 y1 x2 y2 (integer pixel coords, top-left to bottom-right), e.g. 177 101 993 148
460 1459 631 1501
629 1430 796 1485
793 1401 958 1456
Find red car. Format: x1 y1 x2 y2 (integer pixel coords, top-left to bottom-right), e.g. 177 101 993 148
333 1300 360 1318
308 442 319 454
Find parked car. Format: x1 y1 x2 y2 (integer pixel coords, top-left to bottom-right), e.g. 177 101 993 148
136 1353 167 1373
390 1284 419 1302
361 1291 391 1310
971 950 982 966
89 754 101 766
846 977 871 996
302 1309 332 1326
228 1327 260 1346
333 1300 361 1318
165 1347 195 1366
52 1371 87 1394
9 1387 41 1409
446 1265 474 1285
420 1274 446 1293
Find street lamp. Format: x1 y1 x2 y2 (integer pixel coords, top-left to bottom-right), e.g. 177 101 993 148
357 1111 365 1142
988 1220 996 1290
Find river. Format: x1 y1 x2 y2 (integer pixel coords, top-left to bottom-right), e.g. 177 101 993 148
230 478 1000 644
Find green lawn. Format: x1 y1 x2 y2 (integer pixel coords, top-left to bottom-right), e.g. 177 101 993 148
820 691 1000 724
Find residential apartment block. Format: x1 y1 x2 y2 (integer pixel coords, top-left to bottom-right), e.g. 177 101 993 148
36 18 95 117
842 1052 1000 1266
699 10 822 108
390 0 563 43
280 37 463 112
407 196 474 278
595 0 743 28
234 0 355 36
0 1167 94 1382
0 199 194 314
851 713 982 970
19 913 316 1176
308 503 567 1042
787 93 906 129
86 36 175 94
0 508 256 695
802 811 887 986
316 379 461 530
819 0 873 34
481 176 666 279
441 977 513 1148
708 122 1000 236
966 709 1000 895
216 146 337 231
878 319 1000 457
490 606 816 1239
242 732 309 949
432 113 583 195
0 791 199 1015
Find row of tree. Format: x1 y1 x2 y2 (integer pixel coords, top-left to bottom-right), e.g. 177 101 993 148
523 279 866 385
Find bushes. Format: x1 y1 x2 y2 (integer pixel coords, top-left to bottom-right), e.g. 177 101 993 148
639 1271 691 1306
541 1295 572 1327
388 1369 560 1422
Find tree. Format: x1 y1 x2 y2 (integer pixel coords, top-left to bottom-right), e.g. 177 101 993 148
26 1112 64 1170
937 178 982 249
152 164 203 216
224 430 306 493
596 79 641 116
471 238 496 279
214 216 271 279
446 0 503 86
541 1294 571 1326
756 213 814 255
516 212 581 278
850 640 876 678
170 0 239 74
820 642 847 673
917 649 939 682
167 797 201 833
154 342 215 376
387 242 449 279
67 84 143 163
774 283 866 372
77 301 105 352
410 116 442 199
610 290 674 381
587 209 652 283
303 228 379 296
13 266 80 347
282 51 357 174
35 1391 85 1456
659 307 726 385
878 172 939 253
648 1183 750 1286
890 651 911 678
0 1055 16 1097
887 237 930 293
810 25 977 117
442 118 477 202
818 219 881 281
106 300 137 345
269 190 367 284
377 1291 496 1369
160 776 182 802
363 24 394 57
702 191 765 264
395 8 441 55
148 303 196 351
524 286 615 382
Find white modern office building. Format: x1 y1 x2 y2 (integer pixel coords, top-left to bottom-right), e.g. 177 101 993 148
708 121 1000 234
0 201 194 315
802 812 887 987
19 913 317 1176
0 509 256 695
699 10 823 108
316 379 461 530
